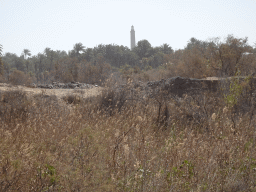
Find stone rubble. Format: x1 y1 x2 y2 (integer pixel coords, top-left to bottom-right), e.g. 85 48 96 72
36 82 97 89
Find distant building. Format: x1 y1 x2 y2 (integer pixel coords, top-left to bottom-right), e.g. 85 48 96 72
130 25 136 50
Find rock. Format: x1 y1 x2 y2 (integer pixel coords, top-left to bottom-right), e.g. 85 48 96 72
35 82 98 90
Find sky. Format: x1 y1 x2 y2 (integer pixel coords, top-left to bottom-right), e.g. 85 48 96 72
1 0 256 56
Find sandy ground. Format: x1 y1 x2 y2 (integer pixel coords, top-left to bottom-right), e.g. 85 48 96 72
202 76 255 81
202 77 225 80
0 83 103 99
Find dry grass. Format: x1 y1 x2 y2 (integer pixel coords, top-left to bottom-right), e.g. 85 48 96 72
0 83 102 100
0 83 256 191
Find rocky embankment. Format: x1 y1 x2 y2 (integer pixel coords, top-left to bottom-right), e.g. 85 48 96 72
36 82 98 89
117 76 256 98
146 76 219 97
116 76 220 97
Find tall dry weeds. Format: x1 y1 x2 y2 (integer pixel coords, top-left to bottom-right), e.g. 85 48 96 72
0 85 256 191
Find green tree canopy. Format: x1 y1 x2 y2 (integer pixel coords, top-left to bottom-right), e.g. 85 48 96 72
160 43 173 54
134 39 152 59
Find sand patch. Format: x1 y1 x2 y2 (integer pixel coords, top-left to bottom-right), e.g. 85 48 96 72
0 83 103 99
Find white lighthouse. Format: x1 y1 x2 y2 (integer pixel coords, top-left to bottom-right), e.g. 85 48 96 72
130 25 136 50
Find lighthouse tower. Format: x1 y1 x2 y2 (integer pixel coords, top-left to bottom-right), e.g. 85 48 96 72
130 25 136 50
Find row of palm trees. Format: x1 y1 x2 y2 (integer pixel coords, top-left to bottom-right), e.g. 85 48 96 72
21 43 85 59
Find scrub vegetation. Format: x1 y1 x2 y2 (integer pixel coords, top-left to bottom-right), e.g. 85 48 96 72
1 35 256 191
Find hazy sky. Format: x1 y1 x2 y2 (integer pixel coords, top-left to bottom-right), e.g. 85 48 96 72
1 0 256 56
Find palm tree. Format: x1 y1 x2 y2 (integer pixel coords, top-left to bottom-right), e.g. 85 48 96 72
0 44 3 57
44 47 55 71
0 44 3 76
73 43 85 56
161 44 173 54
22 49 31 59
44 47 51 56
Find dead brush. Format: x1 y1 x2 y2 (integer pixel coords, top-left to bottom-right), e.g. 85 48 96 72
97 85 137 116
1 84 256 191
62 94 82 104
0 90 32 123
72 89 85 95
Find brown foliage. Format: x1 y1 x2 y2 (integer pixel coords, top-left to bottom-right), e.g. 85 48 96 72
1 83 256 191
161 35 256 79
54 57 112 85
78 59 112 85
208 35 252 77
9 69 34 86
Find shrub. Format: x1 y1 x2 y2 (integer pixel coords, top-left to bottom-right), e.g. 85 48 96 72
62 94 82 104
97 87 129 116
9 69 34 86
0 90 31 123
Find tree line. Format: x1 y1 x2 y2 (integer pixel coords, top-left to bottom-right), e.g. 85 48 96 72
0 35 256 85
